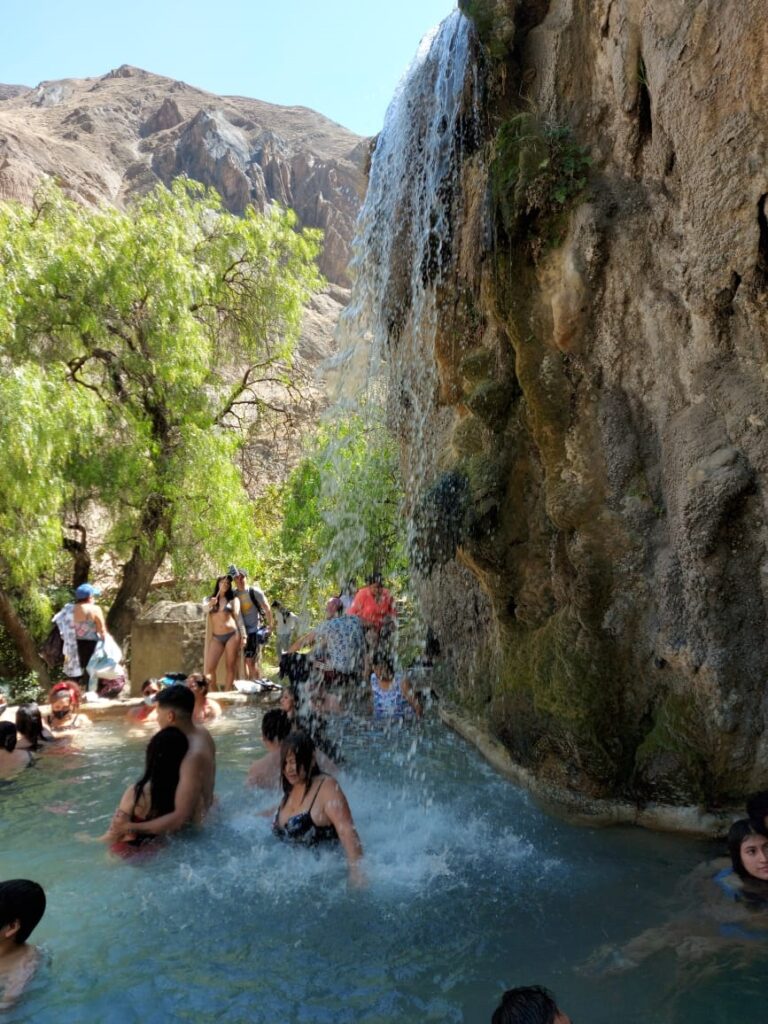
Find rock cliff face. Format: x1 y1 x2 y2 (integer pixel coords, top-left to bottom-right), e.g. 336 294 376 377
0 65 365 286
361 1 768 809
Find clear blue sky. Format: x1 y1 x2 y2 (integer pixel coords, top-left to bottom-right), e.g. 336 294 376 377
4 0 457 136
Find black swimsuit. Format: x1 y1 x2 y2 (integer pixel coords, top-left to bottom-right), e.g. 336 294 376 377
272 776 339 846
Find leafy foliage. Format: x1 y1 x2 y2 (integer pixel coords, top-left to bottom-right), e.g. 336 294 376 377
0 178 323 651
250 409 408 615
492 112 592 251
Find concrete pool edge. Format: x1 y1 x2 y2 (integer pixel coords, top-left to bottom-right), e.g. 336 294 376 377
439 703 734 839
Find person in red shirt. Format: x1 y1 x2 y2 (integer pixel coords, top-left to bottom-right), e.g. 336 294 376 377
347 573 397 679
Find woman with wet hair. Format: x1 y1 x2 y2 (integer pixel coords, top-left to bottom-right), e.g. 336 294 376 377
272 730 364 887
102 726 189 855
717 818 768 902
0 723 31 779
15 704 52 752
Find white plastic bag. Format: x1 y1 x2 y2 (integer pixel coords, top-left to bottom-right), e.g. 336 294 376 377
86 634 124 691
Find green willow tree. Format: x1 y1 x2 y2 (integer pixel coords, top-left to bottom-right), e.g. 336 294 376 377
251 410 408 611
0 178 322 649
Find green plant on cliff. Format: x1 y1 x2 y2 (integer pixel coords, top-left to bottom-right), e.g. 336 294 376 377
250 409 408 612
492 112 592 250
0 177 322 668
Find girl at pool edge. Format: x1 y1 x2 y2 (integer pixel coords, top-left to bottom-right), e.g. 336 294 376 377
272 731 365 888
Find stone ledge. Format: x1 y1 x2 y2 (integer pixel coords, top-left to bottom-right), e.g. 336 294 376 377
0 689 280 723
439 704 736 838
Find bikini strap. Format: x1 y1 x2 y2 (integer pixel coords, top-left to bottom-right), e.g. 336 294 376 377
307 775 327 813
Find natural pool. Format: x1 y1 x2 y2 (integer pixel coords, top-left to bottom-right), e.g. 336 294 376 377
1 708 765 1023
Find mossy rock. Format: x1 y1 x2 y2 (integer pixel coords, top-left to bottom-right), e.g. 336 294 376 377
466 379 515 428
633 693 713 804
452 415 486 456
460 347 495 385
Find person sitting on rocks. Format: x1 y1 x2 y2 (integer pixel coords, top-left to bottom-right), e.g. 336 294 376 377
0 880 47 1013
186 673 222 724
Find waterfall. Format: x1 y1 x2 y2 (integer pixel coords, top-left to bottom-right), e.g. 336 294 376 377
331 9 481 589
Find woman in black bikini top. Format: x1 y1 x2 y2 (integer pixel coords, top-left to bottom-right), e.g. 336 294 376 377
272 731 365 886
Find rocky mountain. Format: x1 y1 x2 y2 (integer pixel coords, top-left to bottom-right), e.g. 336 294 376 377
0 65 366 287
353 0 768 819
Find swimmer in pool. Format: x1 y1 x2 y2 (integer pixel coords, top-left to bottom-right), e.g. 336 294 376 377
110 684 216 838
583 817 768 975
102 726 189 854
15 703 54 753
0 880 46 1013
45 682 91 737
272 731 365 887
247 709 335 789
186 673 222 724
125 678 162 727
491 986 572 1024
0 723 31 779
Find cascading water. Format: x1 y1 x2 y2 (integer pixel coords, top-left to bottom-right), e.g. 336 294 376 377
321 6 482 642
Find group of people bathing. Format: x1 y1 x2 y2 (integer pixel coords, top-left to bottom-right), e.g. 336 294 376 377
101 676 364 886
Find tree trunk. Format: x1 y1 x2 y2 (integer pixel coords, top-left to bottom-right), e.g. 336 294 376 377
106 498 171 644
0 584 51 688
63 523 91 587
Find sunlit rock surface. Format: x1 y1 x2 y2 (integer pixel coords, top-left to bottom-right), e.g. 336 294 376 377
0 65 365 286
352 0 768 808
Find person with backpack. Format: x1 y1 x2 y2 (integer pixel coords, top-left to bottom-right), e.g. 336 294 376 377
230 567 274 682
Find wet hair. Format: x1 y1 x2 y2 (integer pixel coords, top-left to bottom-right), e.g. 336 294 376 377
49 681 80 708
0 721 17 753
133 726 189 819
491 986 561 1024
280 730 320 798
262 709 291 743
728 818 768 882
186 673 208 696
16 703 47 751
140 678 160 696
746 790 768 826
0 880 46 944
210 575 235 602
372 651 395 678
155 683 195 718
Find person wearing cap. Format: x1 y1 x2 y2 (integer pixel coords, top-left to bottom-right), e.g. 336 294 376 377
231 567 274 681
71 583 107 689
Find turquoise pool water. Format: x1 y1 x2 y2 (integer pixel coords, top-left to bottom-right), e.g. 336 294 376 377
1 709 765 1023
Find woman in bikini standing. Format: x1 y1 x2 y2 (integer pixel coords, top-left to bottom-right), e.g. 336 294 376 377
204 575 244 692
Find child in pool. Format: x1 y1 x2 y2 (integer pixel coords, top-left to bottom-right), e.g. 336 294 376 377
0 880 46 1012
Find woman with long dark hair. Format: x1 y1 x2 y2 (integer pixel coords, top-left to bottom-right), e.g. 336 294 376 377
272 731 364 886
0 722 31 779
15 704 53 752
102 727 189 855
204 575 244 691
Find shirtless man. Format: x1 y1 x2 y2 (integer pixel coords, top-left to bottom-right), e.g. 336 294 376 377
247 709 335 789
0 880 46 1013
114 684 215 837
